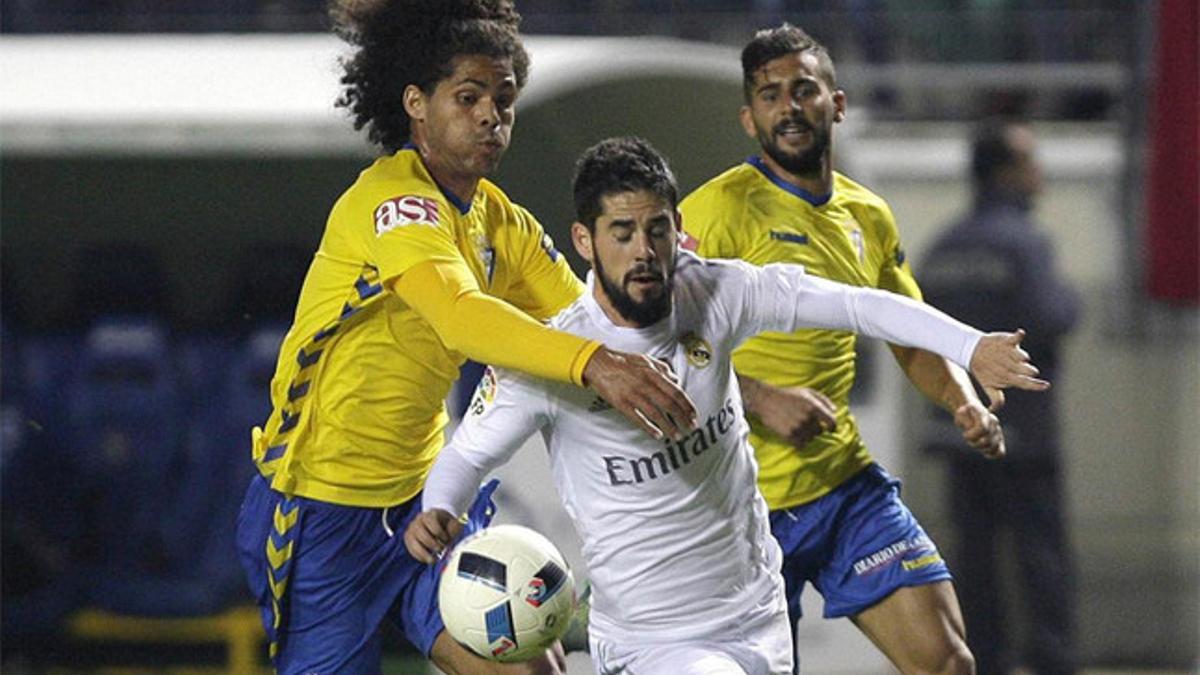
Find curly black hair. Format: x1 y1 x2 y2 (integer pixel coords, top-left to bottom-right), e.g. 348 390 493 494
573 137 679 231
741 23 836 102
332 0 531 153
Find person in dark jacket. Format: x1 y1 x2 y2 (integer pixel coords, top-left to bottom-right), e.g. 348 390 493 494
921 119 1082 675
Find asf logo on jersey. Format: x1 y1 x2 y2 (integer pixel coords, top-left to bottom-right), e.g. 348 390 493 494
374 195 439 236
680 332 712 368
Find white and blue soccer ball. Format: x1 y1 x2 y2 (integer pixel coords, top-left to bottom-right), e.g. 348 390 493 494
438 524 576 662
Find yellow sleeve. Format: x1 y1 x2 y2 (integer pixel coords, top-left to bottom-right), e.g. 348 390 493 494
500 205 585 320
873 201 923 301
679 187 743 258
392 259 600 386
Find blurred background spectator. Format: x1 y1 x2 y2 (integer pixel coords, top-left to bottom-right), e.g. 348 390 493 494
922 119 1083 675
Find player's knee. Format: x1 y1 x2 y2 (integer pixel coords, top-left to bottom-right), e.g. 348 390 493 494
902 637 974 675
927 641 974 675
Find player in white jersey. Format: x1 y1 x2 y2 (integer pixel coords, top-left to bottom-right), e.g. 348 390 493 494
405 137 1047 674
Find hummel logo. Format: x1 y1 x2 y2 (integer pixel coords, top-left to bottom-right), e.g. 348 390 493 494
769 230 808 245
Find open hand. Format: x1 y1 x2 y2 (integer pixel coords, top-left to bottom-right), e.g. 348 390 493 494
969 329 1049 409
583 347 698 440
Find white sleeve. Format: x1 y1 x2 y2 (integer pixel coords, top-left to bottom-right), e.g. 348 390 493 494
422 367 552 516
729 261 983 369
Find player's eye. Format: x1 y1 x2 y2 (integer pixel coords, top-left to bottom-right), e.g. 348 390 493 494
457 92 478 106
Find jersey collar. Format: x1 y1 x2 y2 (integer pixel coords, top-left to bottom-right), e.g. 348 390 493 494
401 143 473 215
746 155 832 208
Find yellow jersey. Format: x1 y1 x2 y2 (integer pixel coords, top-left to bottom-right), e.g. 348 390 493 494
254 147 584 507
680 157 921 509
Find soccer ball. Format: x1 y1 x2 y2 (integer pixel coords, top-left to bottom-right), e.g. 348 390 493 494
438 524 576 662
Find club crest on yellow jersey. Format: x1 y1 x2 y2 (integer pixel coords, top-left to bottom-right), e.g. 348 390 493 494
842 219 865 262
681 332 713 369
473 231 496 285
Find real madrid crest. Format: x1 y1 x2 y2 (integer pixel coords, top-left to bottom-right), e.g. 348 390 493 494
681 332 713 369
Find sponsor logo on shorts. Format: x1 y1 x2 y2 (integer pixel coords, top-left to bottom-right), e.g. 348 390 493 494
852 535 937 576
901 552 943 572
374 195 439 236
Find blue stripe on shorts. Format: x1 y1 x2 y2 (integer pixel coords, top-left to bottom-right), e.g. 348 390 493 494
235 475 499 675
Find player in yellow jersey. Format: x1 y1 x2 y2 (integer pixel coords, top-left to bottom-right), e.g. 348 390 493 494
680 24 1016 674
233 3 695 674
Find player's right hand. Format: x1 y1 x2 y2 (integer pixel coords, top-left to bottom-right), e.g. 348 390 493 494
969 329 1050 400
582 346 698 441
404 509 462 564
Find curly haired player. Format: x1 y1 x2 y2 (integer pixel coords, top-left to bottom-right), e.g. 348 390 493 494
234 3 694 673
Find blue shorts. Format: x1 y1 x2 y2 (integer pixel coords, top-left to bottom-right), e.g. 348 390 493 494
769 464 950 621
235 474 498 675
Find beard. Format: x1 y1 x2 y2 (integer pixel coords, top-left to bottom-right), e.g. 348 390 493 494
757 116 830 177
593 253 674 328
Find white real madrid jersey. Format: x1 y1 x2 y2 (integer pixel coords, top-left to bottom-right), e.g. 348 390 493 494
425 250 982 645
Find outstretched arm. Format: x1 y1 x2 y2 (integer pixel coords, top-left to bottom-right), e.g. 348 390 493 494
394 260 696 440
729 262 1046 450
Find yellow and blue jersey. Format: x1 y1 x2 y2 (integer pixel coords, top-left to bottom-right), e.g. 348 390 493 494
680 157 921 510
253 147 583 508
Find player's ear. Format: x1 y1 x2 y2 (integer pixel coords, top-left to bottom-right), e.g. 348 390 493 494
403 84 426 122
674 209 684 232
738 105 757 139
832 89 847 123
571 221 594 264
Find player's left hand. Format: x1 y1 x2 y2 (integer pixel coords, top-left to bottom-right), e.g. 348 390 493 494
954 401 1005 459
404 509 462 564
969 329 1050 402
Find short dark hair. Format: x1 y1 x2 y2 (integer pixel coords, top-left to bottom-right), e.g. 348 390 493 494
333 0 531 153
971 118 1021 188
573 137 679 231
741 23 836 102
